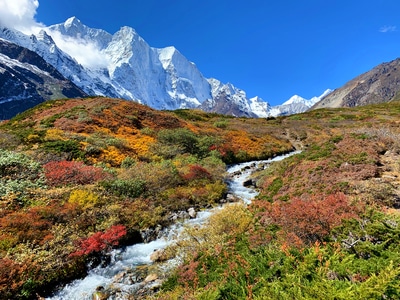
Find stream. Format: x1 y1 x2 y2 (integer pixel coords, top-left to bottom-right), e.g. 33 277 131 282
47 151 299 300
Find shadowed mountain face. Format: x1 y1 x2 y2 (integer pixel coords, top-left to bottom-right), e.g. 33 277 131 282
313 58 400 109
0 39 86 120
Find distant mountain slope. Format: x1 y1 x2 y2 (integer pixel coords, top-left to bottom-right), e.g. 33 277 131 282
269 89 332 116
0 39 86 120
313 58 400 109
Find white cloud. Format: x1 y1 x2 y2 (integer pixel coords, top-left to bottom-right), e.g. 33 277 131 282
48 30 111 69
0 0 44 34
0 0 109 69
379 25 397 33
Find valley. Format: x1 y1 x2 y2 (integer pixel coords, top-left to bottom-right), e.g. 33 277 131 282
0 97 400 298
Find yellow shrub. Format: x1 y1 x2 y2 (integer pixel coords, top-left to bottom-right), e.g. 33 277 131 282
100 146 126 166
127 134 155 158
170 203 253 260
44 128 66 141
68 189 100 209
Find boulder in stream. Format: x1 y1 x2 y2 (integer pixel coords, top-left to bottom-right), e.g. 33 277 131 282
92 286 109 300
150 249 168 262
188 207 197 218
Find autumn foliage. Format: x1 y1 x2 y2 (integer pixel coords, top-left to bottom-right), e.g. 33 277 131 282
44 160 109 186
70 225 127 257
1 97 400 298
254 193 359 247
182 164 212 181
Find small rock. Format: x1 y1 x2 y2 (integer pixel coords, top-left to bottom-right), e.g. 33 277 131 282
92 286 109 300
144 273 158 283
226 194 238 202
188 207 197 218
243 179 255 187
150 249 167 262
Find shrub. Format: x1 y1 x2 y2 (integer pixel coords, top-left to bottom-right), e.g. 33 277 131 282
120 156 136 168
182 164 212 182
157 128 199 156
0 149 45 200
68 189 101 209
44 160 109 186
70 225 127 257
257 193 358 247
43 140 83 160
100 179 146 198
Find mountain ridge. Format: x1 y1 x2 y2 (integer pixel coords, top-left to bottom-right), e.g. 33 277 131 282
313 58 400 109
0 38 86 119
0 17 329 119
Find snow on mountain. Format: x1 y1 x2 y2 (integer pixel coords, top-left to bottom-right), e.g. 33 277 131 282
0 25 121 99
269 89 333 117
0 17 330 117
48 17 112 49
0 38 86 119
201 78 271 117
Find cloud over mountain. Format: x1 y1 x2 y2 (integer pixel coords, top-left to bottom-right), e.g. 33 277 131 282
0 0 43 34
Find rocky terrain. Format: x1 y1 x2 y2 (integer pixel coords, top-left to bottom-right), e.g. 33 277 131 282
0 39 86 119
313 58 400 109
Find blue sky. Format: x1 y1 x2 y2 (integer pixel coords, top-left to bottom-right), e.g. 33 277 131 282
2 0 400 105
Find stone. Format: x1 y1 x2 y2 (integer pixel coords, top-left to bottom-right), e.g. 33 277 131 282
150 249 167 262
188 207 197 218
92 286 109 300
144 273 159 283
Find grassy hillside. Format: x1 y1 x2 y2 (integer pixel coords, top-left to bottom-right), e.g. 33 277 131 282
0 97 292 299
1 97 400 299
155 102 400 299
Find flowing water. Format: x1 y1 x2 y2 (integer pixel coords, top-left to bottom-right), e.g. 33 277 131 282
47 151 299 299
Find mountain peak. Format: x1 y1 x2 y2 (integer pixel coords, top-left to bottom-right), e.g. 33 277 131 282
64 17 82 29
282 95 306 105
36 30 55 45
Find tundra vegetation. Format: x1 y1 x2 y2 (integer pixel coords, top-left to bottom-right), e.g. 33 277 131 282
0 97 399 299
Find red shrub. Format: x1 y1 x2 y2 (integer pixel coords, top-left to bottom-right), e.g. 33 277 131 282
70 225 127 257
182 164 212 181
258 193 358 247
44 160 109 186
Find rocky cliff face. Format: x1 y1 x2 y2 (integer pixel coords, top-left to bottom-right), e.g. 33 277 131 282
0 39 86 120
313 58 400 109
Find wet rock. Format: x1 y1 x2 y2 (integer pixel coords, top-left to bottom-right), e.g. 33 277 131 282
92 286 109 300
243 179 255 187
112 266 149 286
188 207 197 218
150 249 168 262
119 228 143 247
144 273 159 283
225 193 239 202
140 224 163 243
167 210 190 222
233 170 242 176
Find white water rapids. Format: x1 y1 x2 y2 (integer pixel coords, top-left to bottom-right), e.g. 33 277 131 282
47 151 299 300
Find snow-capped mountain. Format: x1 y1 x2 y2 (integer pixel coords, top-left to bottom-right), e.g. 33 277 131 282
268 89 332 117
201 78 271 117
47 17 213 110
0 17 329 118
0 38 86 119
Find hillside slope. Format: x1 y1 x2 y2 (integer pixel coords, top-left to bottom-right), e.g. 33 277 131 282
2 98 400 299
313 58 400 109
